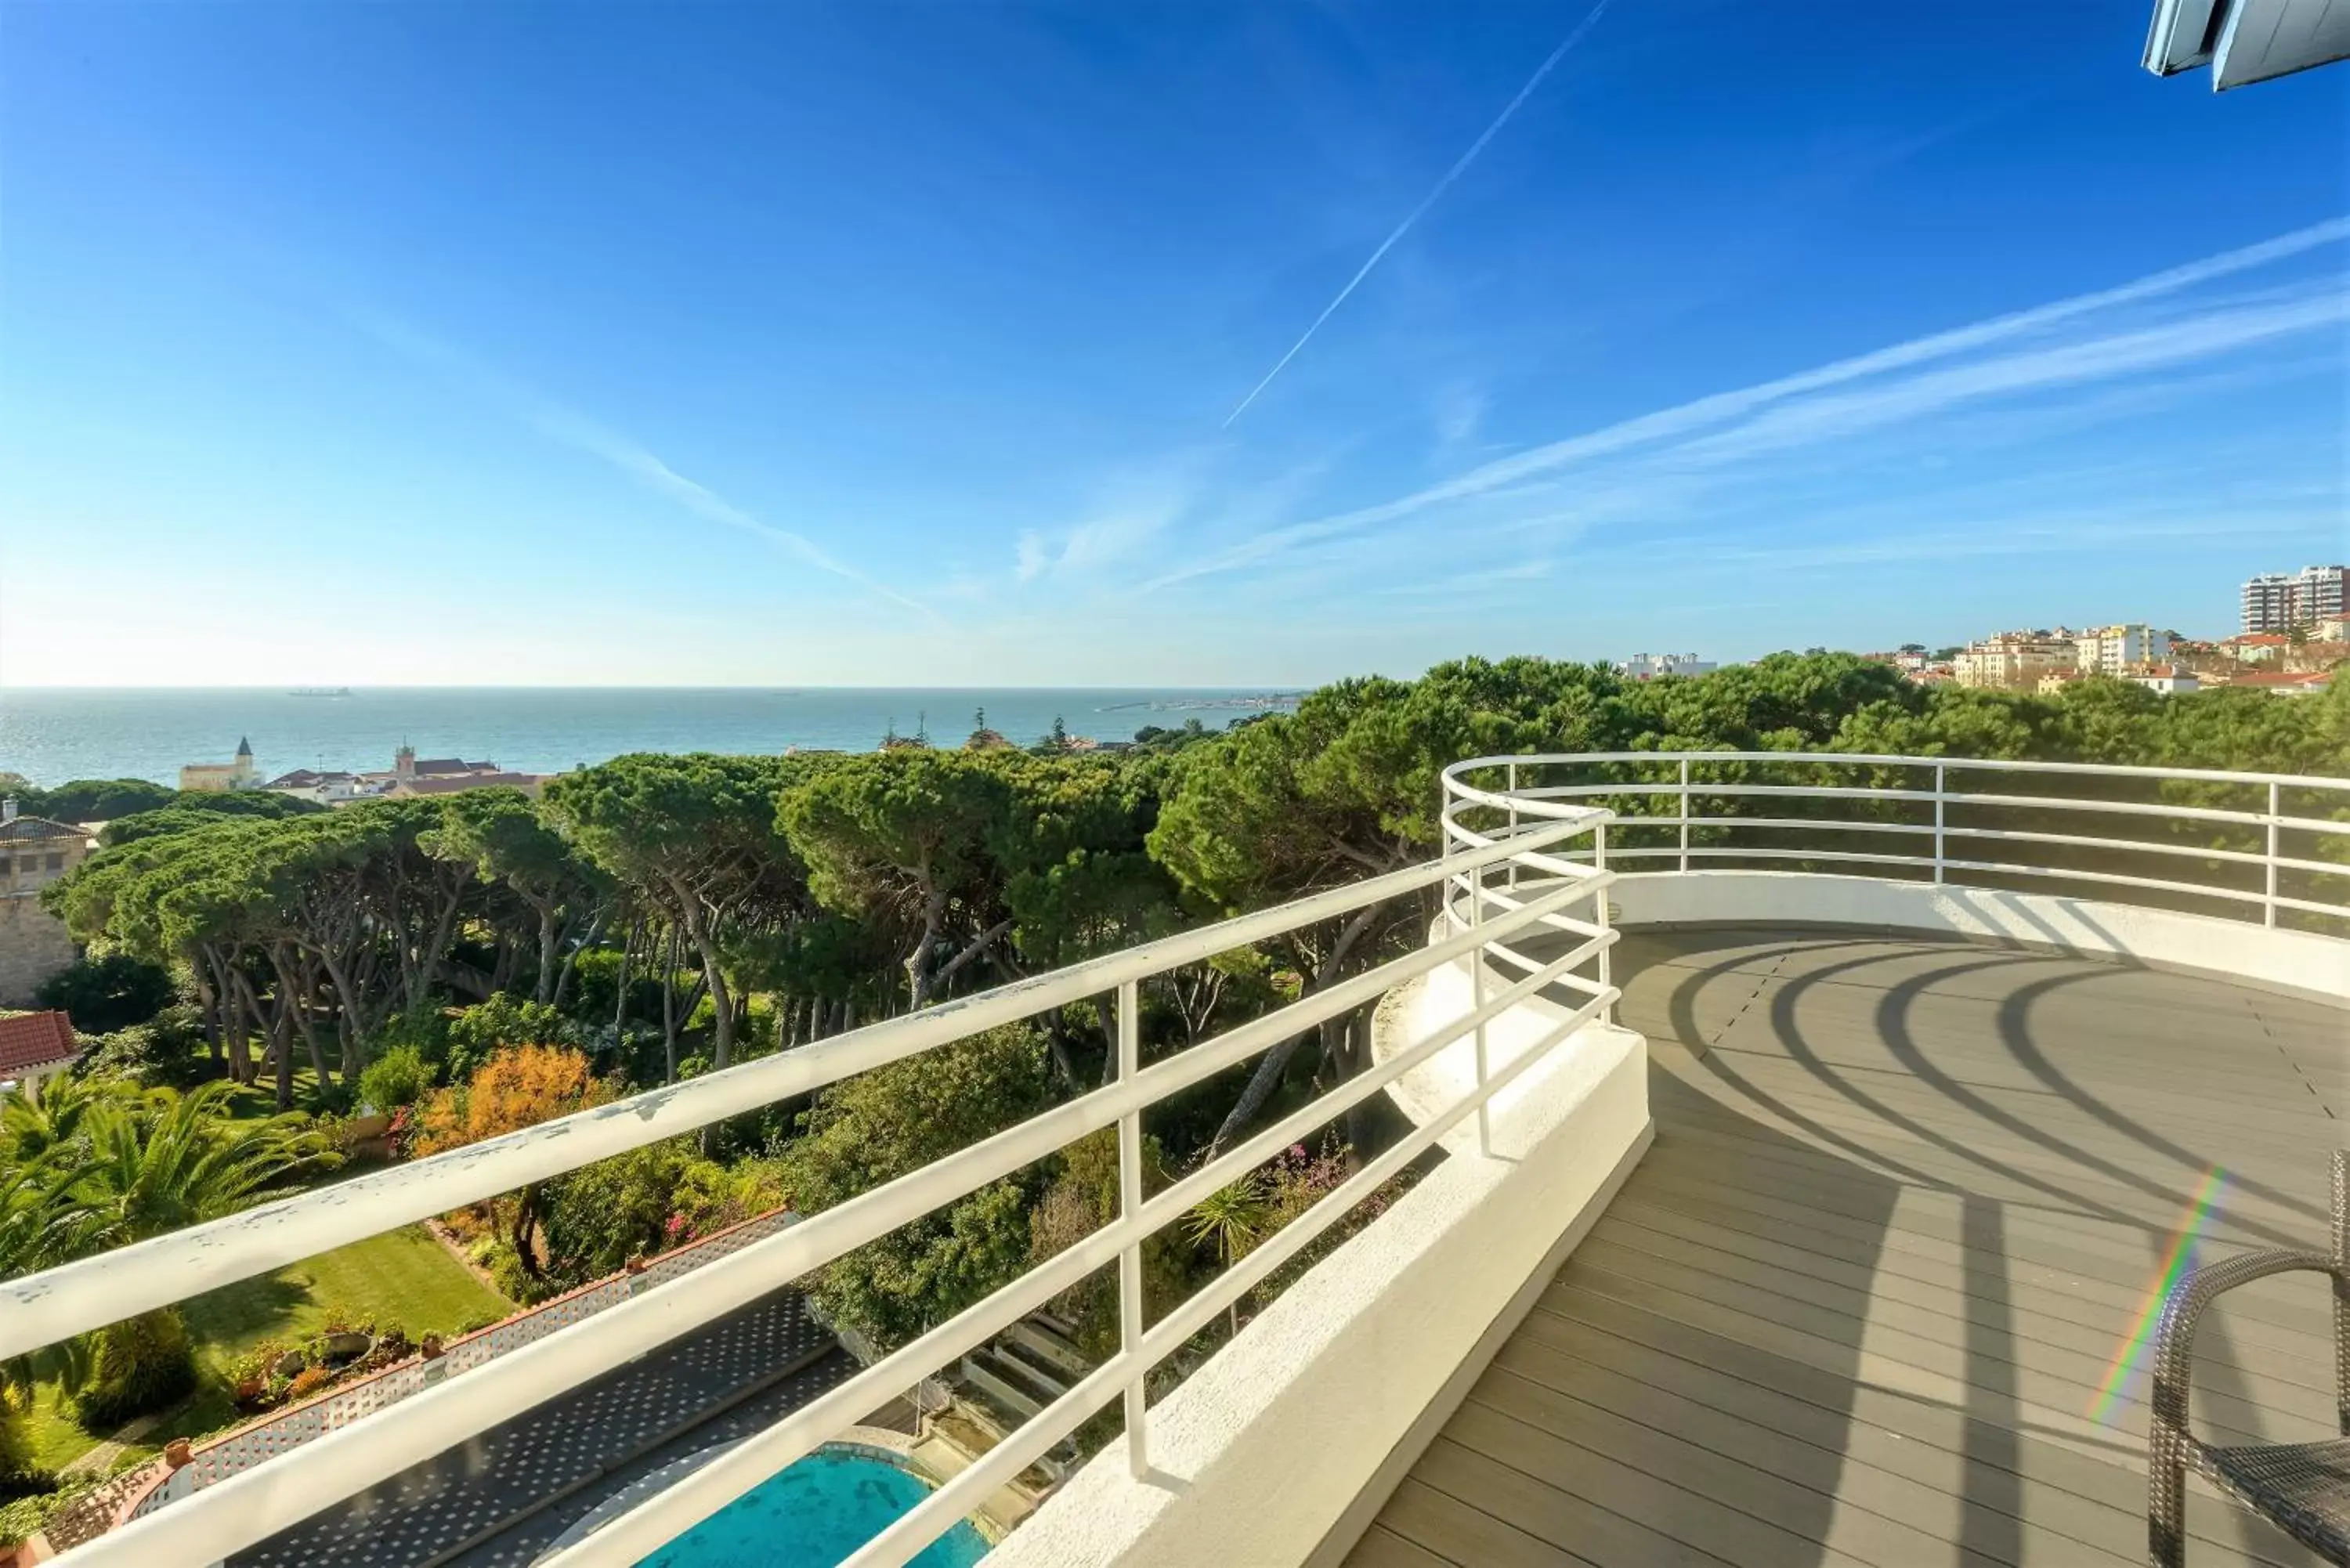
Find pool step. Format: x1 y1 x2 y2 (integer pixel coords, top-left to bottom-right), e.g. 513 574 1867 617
991 1339 1075 1401
960 1352 1049 1422
1004 1318 1090 1382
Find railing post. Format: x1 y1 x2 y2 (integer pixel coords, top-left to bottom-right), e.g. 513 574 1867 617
1677 757 1690 874
1595 822 1614 1027
2265 780 2280 928
1932 762 1947 885
1470 858 1491 1158
1116 979 1148 1479
1506 761 1520 891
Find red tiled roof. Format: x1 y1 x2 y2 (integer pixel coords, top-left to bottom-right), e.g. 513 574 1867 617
0 815 87 846
385 772 544 796
0 1012 79 1075
2227 670 2330 688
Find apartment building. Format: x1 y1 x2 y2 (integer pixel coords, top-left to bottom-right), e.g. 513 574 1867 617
2074 623 2169 674
1953 631 2078 690
2240 564 2348 634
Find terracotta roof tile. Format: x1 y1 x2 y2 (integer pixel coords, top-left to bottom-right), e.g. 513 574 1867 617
0 816 88 846
0 1012 79 1075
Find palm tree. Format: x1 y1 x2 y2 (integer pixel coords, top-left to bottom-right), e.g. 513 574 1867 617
0 1072 135 1165
17 1080 338 1432
1 1154 99 1426
1184 1173 1272 1339
75 1079 338 1250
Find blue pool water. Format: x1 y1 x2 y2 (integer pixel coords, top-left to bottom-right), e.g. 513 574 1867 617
642 1448 989 1568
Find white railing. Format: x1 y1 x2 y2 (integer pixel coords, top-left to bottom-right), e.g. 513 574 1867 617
1442 750 2350 930
5 807 1621 1568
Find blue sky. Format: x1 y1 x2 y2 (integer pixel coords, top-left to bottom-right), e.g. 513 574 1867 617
2 2 2345 687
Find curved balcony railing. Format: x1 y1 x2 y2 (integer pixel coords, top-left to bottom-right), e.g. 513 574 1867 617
9 806 1622 1568
1442 750 2350 934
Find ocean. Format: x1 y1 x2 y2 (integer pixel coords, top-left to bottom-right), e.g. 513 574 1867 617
0 688 1300 788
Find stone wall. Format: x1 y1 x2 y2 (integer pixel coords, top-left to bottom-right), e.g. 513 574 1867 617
0 894 79 1006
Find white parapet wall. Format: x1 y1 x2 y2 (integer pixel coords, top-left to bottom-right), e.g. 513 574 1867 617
985 976 1650 1568
1606 869 2350 1002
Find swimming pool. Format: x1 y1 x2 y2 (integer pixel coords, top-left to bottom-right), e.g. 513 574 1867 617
638 1447 990 1568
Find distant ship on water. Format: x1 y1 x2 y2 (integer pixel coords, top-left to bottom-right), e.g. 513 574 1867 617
289 687 353 699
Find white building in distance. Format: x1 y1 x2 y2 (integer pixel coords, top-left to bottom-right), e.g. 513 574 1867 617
1616 653 1717 681
179 736 260 793
2075 623 2171 675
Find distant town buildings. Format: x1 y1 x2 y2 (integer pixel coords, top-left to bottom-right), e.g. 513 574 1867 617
374 745 548 798
2240 564 2348 634
1616 653 1718 681
2124 666 2200 695
2218 632 2289 664
2220 669 2331 697
2074 623 2169 675
263 768 372 805
179 735 260 793
1954 632 2081 691
258 743 550 804
0 800 93 1006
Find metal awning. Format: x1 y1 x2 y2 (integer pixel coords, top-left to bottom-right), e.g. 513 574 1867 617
2145 0 2350 89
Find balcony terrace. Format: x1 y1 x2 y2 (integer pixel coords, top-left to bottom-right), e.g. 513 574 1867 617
5 751 2345 1568
1343 924 2341 1568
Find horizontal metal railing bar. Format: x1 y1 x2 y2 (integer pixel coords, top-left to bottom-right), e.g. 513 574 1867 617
1580 815 2335 873
1491 781 1942 804
1526 843 2349 912
1942 790 2350 833
1933 856 2281 905
1447 750 2350 793
42 843 1617 1566
1454 789 2350 843
1943 824 2289 869
536 919 1618 1568
2 812 1607 1361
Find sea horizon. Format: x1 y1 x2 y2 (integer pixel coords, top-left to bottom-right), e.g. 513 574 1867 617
0 685 1303 789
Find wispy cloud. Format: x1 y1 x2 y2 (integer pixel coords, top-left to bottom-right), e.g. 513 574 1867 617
347 309 935 618
1221 0 1615 428
1432 382 1489 453
1159 217 2350 587
1014 464 1198 584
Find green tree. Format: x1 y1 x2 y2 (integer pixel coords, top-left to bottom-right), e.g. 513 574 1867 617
1183 1174 1271 1338
546 755 810 1069
356 1045 434 1115
422 789 610 1005
776 1024 1058 1346
779 751 1018 1010
33 953 175 1034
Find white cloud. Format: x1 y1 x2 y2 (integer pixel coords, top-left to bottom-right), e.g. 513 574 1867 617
1150 217 2350 590
345 307 937 619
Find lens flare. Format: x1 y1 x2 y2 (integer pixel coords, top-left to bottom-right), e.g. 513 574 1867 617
2088 1166 2231 1425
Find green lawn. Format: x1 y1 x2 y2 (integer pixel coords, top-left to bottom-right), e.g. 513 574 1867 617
32 1225 511 1468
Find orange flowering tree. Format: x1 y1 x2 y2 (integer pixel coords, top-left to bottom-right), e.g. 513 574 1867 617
410 1044 615 1283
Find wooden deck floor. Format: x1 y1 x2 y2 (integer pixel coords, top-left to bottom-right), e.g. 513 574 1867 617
1344 927 2346 1568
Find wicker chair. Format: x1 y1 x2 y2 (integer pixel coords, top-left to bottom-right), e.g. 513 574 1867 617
2148 1150 2348 1566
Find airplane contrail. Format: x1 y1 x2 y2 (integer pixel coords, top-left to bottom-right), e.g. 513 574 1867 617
1223 0 1616 428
